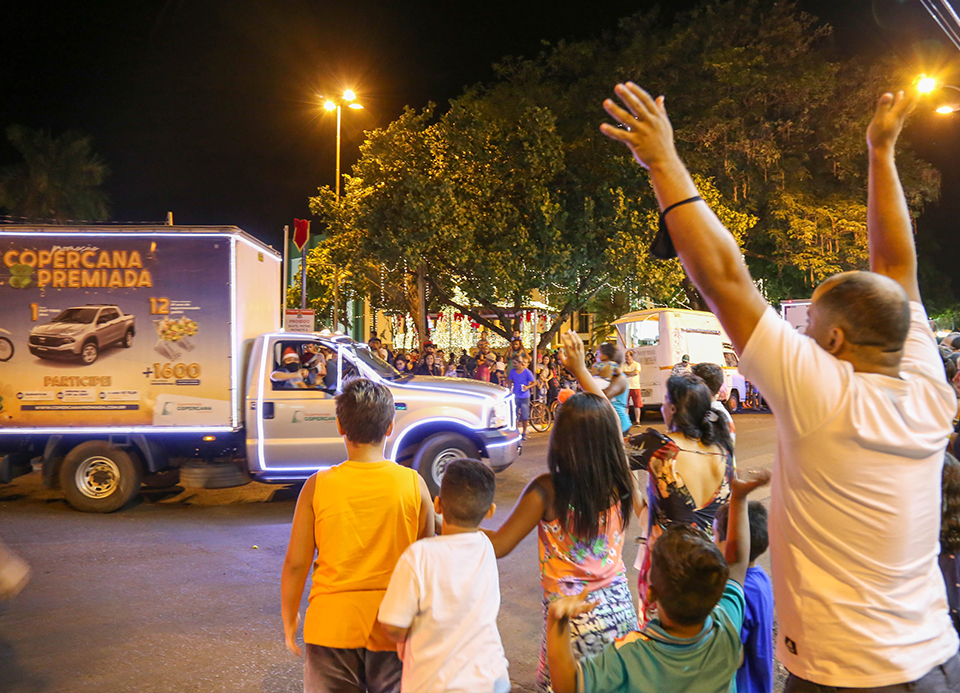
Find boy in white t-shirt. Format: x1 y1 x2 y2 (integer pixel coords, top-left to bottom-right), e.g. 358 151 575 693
379 459 510 693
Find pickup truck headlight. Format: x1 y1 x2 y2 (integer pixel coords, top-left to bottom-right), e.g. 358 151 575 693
490 399 511 429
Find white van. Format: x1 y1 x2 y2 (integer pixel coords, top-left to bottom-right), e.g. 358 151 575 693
612 308 747 414
781 299 812 333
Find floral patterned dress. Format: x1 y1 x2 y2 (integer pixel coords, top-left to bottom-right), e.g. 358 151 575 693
633 429 734 625
535 506 637 693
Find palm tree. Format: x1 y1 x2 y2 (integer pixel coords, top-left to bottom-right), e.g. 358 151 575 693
0 125 110 223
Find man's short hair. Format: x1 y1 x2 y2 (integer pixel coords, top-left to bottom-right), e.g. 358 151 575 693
335 378 394 445
713 500 769 564
369 337 381 345
440 458 496 527
815 272 910 352
691 362 724 396
650 524 728 626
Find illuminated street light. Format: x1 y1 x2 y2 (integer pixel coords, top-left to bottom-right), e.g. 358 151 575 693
343 89 356 101
323 100 336 111
937 105 956 114
918 76 938 94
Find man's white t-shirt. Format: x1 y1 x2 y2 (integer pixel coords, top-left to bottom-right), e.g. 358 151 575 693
379 532 510 693
623 360 642 390
739 302 959 687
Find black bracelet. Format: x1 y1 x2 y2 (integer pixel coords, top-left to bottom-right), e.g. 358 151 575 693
649 195 703 260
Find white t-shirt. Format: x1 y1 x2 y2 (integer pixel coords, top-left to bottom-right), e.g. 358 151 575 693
378 532 510 693
623 360 642 389
739 302 959 687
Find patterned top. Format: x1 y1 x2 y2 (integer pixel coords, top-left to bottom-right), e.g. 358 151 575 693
538 505 628 601
644 430 733 535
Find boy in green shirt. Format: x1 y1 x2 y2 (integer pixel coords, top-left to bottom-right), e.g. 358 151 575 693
546 468 770 693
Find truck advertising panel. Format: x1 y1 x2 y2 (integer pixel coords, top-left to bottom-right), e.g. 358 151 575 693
0 233 233 428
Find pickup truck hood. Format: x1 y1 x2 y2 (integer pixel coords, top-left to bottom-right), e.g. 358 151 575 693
394 375 509 399
31 322 87 337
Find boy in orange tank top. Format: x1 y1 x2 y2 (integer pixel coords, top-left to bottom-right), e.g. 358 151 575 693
281 378 435 693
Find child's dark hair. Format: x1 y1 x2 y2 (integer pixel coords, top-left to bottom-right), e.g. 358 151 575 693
943 452 960 552
651 524 729 626
598 342 622 362
548 392 633 540
667 374 733 456
335 377 394 444
691 362 724 397
714 500 769 563
440 458 496 528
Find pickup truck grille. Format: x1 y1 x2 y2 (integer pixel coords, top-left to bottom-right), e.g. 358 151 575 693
30 335 70 347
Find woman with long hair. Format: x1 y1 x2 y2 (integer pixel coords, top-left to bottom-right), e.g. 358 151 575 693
630 372 735 624
484 331 636 693
414 352 440 376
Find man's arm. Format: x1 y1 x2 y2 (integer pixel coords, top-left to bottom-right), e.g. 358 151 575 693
601 83 767 354
546 593 597 693
416 476 436 540
866 91 921 302
724 469 771 586
281 474 318 657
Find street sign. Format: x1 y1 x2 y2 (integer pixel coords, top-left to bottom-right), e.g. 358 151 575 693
285 309 315 332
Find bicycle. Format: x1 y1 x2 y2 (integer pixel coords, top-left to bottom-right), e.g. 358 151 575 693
529 396 553 433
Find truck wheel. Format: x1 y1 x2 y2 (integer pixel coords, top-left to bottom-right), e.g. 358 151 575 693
60 442 143 513
179 461 249 489
80 341 99 365
121 329 134 348
726 390 740 414
413 433 479 497
0 336 13 362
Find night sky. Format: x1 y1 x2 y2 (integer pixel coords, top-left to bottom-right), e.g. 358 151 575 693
2 1 957 294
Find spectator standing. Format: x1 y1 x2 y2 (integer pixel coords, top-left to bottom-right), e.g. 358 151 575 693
602 83 959 687
622 350 643 424
415 353 441 376
545 468 770 693
505 338 528 378
475 353 496 383
485 332 636 693
940 452 960 637
595 343 631 435
670 354 692 377
394 355 407 374
509 356 535 439
692 362 736 445
629 374 734 624
281 378 434 693
378 459 510 693
714 500 774 693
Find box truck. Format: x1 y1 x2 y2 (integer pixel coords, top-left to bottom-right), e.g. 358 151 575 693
0 226 520 511
612 308 748 413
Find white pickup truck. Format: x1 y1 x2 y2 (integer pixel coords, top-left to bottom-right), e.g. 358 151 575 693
0 225 520 511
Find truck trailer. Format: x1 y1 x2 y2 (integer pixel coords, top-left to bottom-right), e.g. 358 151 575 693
0 226 520 511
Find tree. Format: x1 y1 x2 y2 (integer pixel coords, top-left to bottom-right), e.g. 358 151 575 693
308 0 939 347
0 125 110 223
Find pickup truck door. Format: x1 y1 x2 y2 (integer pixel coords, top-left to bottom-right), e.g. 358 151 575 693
97 308 122 344
256 341 344 474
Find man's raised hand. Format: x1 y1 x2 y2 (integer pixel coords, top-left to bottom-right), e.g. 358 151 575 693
601 82 678 169
867 91 915 154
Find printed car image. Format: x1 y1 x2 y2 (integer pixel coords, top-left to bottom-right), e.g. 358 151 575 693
28 304 136 365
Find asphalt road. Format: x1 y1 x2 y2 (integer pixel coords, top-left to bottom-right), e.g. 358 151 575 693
0 413 777 693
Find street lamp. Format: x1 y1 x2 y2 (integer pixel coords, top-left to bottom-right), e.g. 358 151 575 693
319 90 364 332
322 90 364 201
915 76 960 113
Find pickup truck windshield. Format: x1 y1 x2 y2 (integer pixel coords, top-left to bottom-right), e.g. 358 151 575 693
52 308 99 324
353 346 400 380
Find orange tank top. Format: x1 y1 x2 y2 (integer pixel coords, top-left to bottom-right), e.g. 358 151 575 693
304 460 422 650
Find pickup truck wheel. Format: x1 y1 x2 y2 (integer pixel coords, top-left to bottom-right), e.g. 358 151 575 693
122 329 134 348
0 336 13 361
60 442 142 513
413 433 479 497
80 341 99 365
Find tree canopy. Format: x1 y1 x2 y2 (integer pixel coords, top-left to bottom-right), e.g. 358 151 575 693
306 0 939 345
0 125 111 223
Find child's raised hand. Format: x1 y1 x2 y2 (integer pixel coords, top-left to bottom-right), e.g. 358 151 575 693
559 331 587 375
548 591 597 624
730 468 771 499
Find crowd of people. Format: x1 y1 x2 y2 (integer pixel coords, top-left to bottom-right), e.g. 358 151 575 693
278 87 960 693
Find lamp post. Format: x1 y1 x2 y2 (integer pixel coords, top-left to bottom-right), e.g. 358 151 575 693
321 90 364 332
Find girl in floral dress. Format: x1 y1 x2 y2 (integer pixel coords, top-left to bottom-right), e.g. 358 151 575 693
483 332 636 693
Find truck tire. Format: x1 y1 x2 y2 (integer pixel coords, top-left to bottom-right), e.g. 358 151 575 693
80 340 99 365
0 336 13 361
726 390 740 414
60 442 143 513
413 433 479 497
179 461 249 489
121 329 134 348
